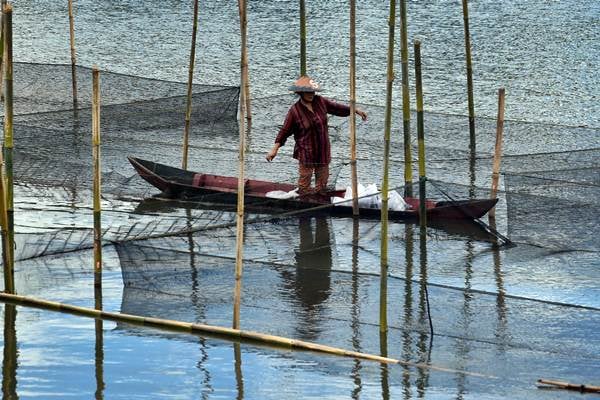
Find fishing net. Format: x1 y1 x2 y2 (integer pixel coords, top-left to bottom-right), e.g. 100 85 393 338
3 62 598 262
2 63 598 390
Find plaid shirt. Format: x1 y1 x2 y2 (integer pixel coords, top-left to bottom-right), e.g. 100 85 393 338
275 95 350 166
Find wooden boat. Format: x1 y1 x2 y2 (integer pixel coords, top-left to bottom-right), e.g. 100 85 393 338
128 156 498 221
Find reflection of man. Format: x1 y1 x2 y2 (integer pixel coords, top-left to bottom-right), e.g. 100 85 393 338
289 216 333 340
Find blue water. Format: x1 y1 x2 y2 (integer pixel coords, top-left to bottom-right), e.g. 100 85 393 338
2 0 599 399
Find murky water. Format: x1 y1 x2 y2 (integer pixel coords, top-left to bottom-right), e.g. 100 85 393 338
1 0 599 399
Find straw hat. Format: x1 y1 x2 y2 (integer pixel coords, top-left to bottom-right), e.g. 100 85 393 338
289 76 322 92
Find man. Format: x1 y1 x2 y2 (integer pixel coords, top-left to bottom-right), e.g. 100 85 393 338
266 76 367 195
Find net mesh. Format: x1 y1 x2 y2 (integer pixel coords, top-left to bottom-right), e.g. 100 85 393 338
2 64 599 382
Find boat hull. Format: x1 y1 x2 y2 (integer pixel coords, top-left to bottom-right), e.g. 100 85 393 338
128 156 498 221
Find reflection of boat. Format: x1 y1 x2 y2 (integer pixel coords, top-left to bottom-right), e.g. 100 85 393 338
128 157 498 221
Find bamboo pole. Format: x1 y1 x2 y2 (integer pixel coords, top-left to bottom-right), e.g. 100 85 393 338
232 0 248 330
2 3 14 273
92 67 102 287
0 291 498 376
461 0 475 149
0 148 13 294
238 0 252 129
348 0 359 215
181 0 199 170
489 88 505 219
399 0 413 197
414 40 426 228
537 379 600 393
0 0 6 100
68 0 77 109
299 0 307 76
380 0 396 334
0 292 402 365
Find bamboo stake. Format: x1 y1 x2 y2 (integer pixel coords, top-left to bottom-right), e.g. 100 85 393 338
299 0 307 76
537 379 600 393
232 0 248 330
461 0 475 149
2 3 14 272
414 40 426 228
238 0 252 129
0 292 498 376
0 148 13 294
0 292 401 365
399 0 413 197
68 0 77 109
0 0 6 100
489 88 505 219
380 0 396 334
181 0 199 170
92 67 102 287
348 0 359 215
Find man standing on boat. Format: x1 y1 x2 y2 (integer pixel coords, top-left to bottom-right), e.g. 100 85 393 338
266 76 367 195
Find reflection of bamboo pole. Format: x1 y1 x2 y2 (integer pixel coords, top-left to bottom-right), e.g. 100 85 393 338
414 41 426 228
181 0 199 170
2 304 18 397
489 88 505 219
380 0 396 334
2 3 14 273
299 0 307 75
92 67 102 288
0 148 13 294
233 342 244 398
238 0 252 129
399 0 413 197
94 286 105 398
68 0 78 108
348 0 359 215
232 0 248 331
461 0 475 149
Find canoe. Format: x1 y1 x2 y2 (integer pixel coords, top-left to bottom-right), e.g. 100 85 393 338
128 156 498 221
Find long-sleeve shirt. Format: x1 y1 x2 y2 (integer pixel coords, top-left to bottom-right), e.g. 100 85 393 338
275 95 351 166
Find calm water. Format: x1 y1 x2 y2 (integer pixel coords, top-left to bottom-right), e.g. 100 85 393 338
2 0 599 399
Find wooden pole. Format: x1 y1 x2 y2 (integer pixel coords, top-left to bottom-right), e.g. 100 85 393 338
348 0 359 215
461 0 475 150
489 88 505 219
68 0 78 109
380 0 396 334
414 40 426 228
537 379 600 394
399 0 413 197
2 3 14 273
92 67 102 287
232 0 248 330
299 0 307 76
238 0 252 129
181 0 199 170
0 291 496 376
0 0 6 100
0 292 405 365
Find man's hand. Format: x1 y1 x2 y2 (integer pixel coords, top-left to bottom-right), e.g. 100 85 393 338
266 144 280 162
356 108 368 121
